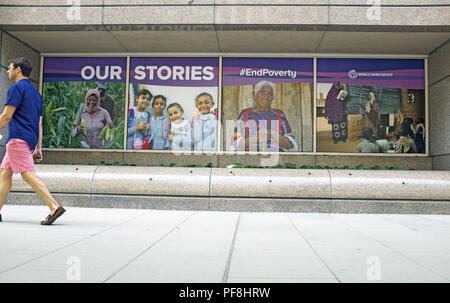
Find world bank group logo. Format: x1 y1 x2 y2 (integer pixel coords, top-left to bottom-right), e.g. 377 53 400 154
348 69 358 79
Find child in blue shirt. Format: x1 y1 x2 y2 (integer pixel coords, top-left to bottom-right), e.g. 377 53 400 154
191 92 217 151
127 89 152 149
143 95 170 150
165 103 192 151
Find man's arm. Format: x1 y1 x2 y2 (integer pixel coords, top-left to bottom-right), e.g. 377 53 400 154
33 116 43 162
278 135 294 150
0 105 16 130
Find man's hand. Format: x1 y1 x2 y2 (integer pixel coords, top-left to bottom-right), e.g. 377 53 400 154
33 148 43 163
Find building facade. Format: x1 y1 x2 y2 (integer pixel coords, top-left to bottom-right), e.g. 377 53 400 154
0 1 449 170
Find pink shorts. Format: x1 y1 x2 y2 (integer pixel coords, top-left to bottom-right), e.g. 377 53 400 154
1 138 35 174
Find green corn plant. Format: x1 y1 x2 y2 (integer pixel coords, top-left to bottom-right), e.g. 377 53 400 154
108 120 125 149
44 100 67 137
43 81 125 149
55 116 66 147
81 119 87 136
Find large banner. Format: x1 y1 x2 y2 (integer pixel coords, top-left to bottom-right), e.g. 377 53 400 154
317 58 424 89
316 58 425 154
222 57 314 152
43 57 126 149
128 57 219 151
41 56 426 156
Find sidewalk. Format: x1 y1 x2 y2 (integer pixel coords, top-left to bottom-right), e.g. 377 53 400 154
0 205 449 283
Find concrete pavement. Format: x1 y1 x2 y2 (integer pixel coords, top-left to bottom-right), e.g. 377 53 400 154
0 205 449 283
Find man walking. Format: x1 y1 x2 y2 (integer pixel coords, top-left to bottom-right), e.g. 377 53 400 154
0 57 65 225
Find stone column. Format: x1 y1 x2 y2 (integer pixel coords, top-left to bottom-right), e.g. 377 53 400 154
429 40 450 170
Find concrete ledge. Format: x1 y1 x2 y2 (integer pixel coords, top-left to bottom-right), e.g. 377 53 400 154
330 199 450 214
91 195 210 211
7 193 450 215
11 165 96 194
6 192 91 208
7 164 450 214
210 168 331 198
91 166 211 196
330 170 450 200
209 197 332 213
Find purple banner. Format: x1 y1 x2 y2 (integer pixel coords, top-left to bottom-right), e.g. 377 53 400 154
130 57 219 87
43 57 127 83
223 57 313 86
317 58 424 89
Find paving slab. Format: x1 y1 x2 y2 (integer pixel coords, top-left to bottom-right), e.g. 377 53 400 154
332 214 450 281
285 213 449 282
0 205 449 283
227 213 336 281
106 212 239 283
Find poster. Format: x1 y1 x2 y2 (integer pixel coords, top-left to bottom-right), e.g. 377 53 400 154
43 57 126 149
316 58 425 154
128 57 219 151
222 57 314 152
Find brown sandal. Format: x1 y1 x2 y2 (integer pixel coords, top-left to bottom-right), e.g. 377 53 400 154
41 206 66 225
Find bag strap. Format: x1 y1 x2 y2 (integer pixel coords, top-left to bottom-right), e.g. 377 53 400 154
147 117 164 143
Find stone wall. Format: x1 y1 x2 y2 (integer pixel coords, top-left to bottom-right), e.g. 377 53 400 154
7 164 450 213
429 40 450 170
0 1 447 170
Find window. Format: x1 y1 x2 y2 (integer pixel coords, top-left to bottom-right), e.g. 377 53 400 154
316 58 425 154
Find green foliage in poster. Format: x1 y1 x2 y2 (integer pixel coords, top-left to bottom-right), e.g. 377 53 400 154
42 81 125 149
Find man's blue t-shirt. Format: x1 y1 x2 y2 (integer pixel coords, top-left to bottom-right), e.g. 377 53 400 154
5 79 43 150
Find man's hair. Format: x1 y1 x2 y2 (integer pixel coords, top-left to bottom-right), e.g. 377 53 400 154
8 57 32 77
136 89 153 99
403 117 413 125
399 122 411 137
362 127 374 140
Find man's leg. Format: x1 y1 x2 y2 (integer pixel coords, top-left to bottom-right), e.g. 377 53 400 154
0 168 13 211
21 171 59 213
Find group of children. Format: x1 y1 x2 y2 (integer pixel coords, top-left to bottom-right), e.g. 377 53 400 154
127 89 217 151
